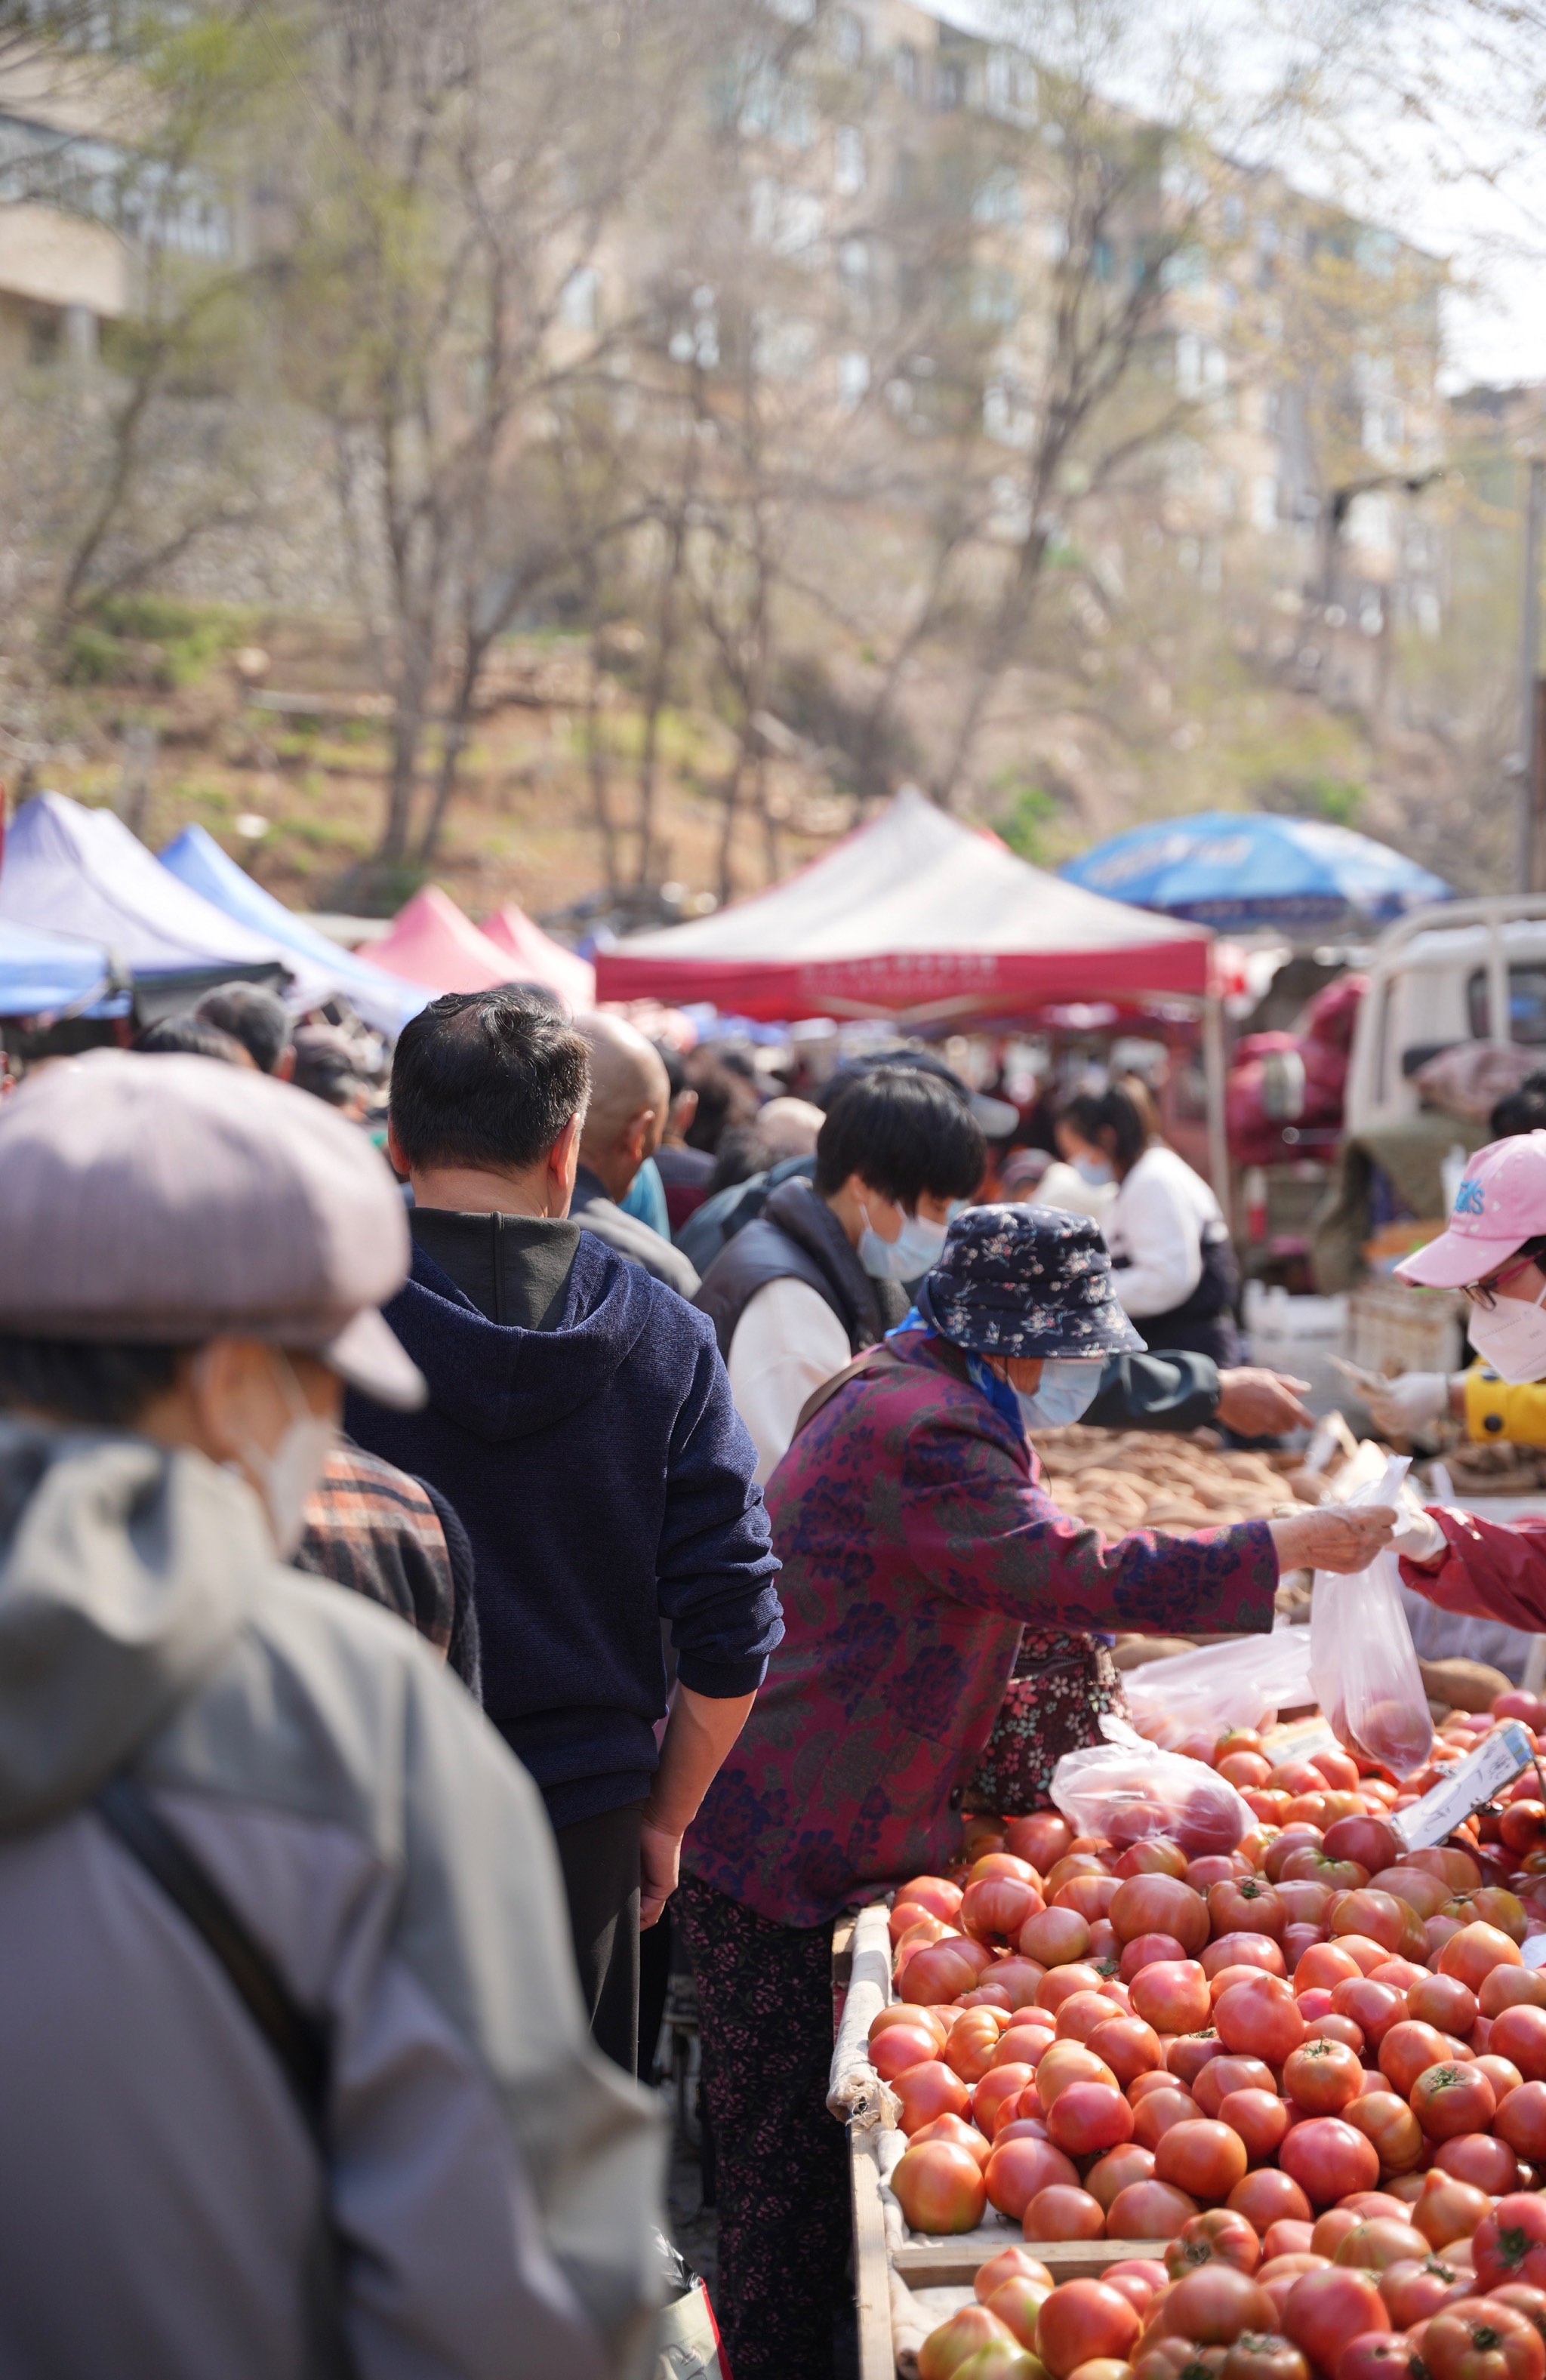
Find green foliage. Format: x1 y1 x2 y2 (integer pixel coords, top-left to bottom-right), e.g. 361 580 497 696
60 597 251 690
994 777 1062 864
1255 771 1367 827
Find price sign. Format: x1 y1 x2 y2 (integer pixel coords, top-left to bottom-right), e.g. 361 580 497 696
1391 1722 1536 1853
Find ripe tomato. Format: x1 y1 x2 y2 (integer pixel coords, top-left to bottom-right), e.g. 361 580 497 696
1005 1813 1073 1870
1133 2089 1203 2151
1494 2290 1546 2353
1229 2169 1313 2231
1280 2116 1381 2207
1330 1890 1409 1956
1212 1879 1288 1938
1330 1984 1403 2049
1049 2081 1135 2157
1122 1932 1190 1982
1215 1974 1307 2063
902 1936 994 2004
1155 2118 1249 2203
1335 2334 1422 2380
1035 2280 1143 2378
1086 2143 1157 2211
892 2139 989 2233
1040 1964 1113 2015
1206 1937 1289 1982
1132 1963 1215 2037
992 1957 1052 2012
1381 2258 1468 2328
1057 1875 1122 1924
1489 2005 1546 2083
1194 2055 1277 2119
1415 2173 1493 2250
1439 1926 1526 1992
1296 1943 1365 1995
963 1875 1046 1948
985 2134 1081 2218
1107 2178 1200 2240
1381 2021 1458 2098
948 2010 1011 2083
1409 1974 1481 2034
978 2246 1057 2303
1057 1990 1125 2046
1436 2135 1522 2197
1335 2221 1431 2274
1325 1816 1403 1872
1284 2268 1390 2375
1495 2081 1546 2162
1283 2038 1365 2114
1089 2014 1166 2086
974 2064 1038 2138
1024 2184 1107 2242
1117 1839 1191 1880
899 1875 965 1923
1157 2266 1278 2345
870 2021 944 2082
1222 2337 1311 2380
916 2303 1020 2379
1345 2091 1425 2177
1473 2200 1546 2295
895 2059 974 2132
984 2274 1054 2350
1219 2088 1292 2164
1480 1972 1546 2019
1411 2064 1498 2142
1168 2033 1229 2089
1036 2042 1119 2111
1110 1874 1212 1955
1021 1907 1094 1967
1421 2297 1546 2380
1166 2210 1262 2277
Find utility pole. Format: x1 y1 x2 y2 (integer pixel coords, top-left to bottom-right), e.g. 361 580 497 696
1520 457 1546 891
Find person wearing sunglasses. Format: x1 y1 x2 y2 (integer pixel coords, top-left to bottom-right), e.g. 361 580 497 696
1392 1133 1546 1611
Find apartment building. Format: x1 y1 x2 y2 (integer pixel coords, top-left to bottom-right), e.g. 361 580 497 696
0 24 231 374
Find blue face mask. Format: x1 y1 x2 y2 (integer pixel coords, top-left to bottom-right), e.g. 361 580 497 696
1072 1155 1114 1187
858 1200 965 1282
1015 1359 1104 1432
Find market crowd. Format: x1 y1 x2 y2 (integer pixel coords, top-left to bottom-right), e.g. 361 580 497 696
5 978 1546 2378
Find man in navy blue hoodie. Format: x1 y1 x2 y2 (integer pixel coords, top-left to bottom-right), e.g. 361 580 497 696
349 989 783 2074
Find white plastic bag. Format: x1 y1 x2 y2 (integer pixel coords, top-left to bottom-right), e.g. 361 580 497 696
1051 1716 1255 1855
1310 1452 1432 1778
1125 1626 1315 1749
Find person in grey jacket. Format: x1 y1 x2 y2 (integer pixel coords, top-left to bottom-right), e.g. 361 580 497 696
0 1049 661 2380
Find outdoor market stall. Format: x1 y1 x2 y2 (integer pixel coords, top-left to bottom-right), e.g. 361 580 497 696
159 823 430 1037
0 790 332 1018
1061 814 1452 936
0 918 124 1020
482 899 596 1011
367 884 536 996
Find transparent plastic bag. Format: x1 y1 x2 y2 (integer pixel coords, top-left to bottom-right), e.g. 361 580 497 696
1051 1715 1255 1855
1309 1452 1432 1778
1125 1627 1315 1749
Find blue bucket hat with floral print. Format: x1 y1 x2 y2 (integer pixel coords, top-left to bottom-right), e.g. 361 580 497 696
918 1202 1145 1360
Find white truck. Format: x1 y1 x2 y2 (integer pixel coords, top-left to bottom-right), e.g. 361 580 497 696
1344 894 1546 1136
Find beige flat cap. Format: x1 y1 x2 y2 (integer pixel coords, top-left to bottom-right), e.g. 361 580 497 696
0 1050 423 1409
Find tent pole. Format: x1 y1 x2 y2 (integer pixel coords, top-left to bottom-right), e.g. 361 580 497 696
1203 990 1231 1230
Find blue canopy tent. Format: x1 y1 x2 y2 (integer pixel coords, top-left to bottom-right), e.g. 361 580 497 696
0 919 125 1018
1061 811 1452 934
159 824 427 1037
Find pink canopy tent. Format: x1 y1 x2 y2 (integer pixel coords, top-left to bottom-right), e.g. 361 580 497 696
595 787 1212 1024
367 887 519 994
482 901 596 1011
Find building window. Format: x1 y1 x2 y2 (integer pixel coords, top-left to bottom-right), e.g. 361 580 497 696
26 308 59 368
894 45 917 97
972 168 1023 228
833 8 864 67
834 125 866 196
937 58 965 109
969 266 1018 326
1251 475 1279 531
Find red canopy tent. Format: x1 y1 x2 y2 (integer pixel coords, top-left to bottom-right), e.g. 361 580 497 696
482 901 596 1011
595 787 1212 1023
368 887 516 994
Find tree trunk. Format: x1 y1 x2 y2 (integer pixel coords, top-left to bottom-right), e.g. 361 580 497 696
932 524 1050 808
716 755 744 907
583 626 621 893
416 635 487 865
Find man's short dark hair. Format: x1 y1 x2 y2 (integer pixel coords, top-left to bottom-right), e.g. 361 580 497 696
195 983 292 1074
814 1069 984 1206
390 989 591 1174
1491 1072 1546 1141
134 1015 250 1064
0 1335 181 1426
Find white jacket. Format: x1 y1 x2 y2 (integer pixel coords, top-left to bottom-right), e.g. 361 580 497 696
1104 1144 1229 1319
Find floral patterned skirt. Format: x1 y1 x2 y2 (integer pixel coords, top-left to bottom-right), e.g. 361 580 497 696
964 1627 1129 1815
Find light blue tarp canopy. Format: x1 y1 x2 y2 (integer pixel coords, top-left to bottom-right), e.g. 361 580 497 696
0 791 333 1007
1061 811 1452 934
159 824 427 1037
0 919 125 1017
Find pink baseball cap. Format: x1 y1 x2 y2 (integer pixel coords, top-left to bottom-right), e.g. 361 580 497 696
1396 1131 1546 1289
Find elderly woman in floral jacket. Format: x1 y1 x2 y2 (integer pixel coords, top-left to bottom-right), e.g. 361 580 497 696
677 1205 1395 2380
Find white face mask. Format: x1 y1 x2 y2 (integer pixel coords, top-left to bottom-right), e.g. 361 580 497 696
1467 1283 1546 1387
858 1200 958 1282
208 1347 337 1558
1013 1359 1104 1431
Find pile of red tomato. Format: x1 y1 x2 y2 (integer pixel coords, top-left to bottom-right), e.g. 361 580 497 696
879 1690 1546 2380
